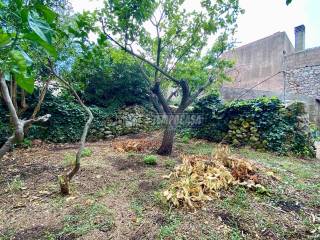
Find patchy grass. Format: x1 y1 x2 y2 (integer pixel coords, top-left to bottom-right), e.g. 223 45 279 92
6 176 24 192
158 213 181 239
62 152 75 167
164 158 177 169
0 133 319 239
57 202 113 238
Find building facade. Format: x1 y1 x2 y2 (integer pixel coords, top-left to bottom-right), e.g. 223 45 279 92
222 25 320 124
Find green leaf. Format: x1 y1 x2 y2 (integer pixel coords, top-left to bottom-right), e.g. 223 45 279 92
36 4 57 24
15 0 23 9
8 50 34 93
19 49 33 66
0 33 11 48
23 32 57 58
10 50 28 72
20 7 29 24
15 74 35 94
28 11 53 44
97 33 107 45
286 0 292 5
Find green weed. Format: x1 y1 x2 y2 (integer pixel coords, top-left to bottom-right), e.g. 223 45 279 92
145 168 157 177
81 148 93 157
62 153 75 167
143 155 157 165
7 177 24 192
159 214 181 239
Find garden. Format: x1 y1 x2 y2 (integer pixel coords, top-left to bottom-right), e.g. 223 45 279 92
0 0 319 239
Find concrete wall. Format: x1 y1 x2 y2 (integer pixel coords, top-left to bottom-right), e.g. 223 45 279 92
221 86 283 101
284 47 320 69
223 32 294 92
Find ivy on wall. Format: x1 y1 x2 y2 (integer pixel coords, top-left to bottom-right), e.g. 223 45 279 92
191 95 315 157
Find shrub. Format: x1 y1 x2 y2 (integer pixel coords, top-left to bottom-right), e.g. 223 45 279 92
0 102 11 146
18 138 32 148
143 155 157 165
21 92 116 143
69 46 150 108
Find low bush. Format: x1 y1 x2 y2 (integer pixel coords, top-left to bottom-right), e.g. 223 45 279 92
143 155 158 165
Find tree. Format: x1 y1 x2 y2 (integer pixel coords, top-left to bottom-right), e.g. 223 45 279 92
0 0 60 159
91 0 242 155
69 45 150 108
45 14 97 195
47 61 93 195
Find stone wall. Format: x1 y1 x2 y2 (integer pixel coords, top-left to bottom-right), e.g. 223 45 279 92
89 105 158 140
220 35 320 125
284 47 320 97
285 65 320 97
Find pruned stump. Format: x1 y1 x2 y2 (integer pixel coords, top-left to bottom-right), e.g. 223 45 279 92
58 175 70 195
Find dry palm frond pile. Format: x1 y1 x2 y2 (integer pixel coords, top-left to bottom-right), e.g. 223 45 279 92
112 139 160 153
163 145 265 209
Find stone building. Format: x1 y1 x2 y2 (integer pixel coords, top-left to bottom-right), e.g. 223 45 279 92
222 25 320 124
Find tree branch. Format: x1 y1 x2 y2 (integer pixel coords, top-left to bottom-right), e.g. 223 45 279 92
100 18 180 85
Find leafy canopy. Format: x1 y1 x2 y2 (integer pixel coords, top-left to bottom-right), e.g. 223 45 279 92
94 0 242 93
0 0 59 93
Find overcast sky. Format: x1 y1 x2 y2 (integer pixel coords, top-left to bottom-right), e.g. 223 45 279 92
70 0 320 49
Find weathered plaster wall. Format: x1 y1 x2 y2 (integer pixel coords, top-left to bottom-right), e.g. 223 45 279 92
223 32 294 92
220 32 320 125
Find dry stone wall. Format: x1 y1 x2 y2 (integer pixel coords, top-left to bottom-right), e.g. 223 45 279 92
284 47 320 97
285 65 320 97
89 105 158 141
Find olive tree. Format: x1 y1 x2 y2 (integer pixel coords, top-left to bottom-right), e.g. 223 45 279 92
91 0 242 155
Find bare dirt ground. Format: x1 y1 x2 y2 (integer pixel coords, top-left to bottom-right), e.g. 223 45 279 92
0 132 319 240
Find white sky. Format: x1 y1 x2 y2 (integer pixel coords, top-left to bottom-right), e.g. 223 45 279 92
70 0 320 49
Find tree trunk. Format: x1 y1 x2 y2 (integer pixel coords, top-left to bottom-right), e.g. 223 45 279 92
12 79 18 111
19 89 29 114
157 115 177 155
0 74 50 160
50 71 94 195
